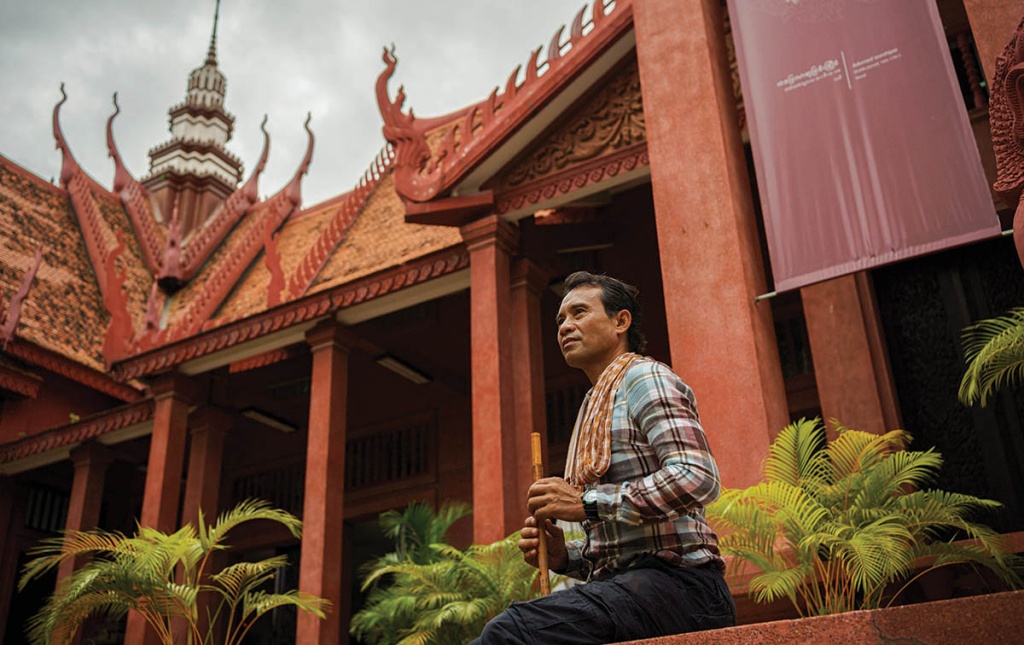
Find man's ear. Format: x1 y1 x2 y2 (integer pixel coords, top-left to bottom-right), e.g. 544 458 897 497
614 309 632 335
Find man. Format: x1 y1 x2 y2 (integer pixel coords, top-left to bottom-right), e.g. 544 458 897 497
471 271 735 644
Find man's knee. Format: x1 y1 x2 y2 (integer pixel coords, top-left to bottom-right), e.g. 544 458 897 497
473 608 527 645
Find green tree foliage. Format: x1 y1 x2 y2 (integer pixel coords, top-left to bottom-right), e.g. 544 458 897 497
707 419 1022 617
959 306 1024 407
18 499 327 645
350 501 555 645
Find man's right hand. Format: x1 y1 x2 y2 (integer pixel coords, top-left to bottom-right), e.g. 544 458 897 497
518 516 568 572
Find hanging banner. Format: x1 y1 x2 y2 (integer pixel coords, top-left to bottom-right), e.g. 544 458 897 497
726 0 1000 292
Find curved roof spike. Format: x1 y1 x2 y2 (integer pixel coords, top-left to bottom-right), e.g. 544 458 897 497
238 115 271 204
106 92 134 193
505 64 522 97
548 25 565 64
526 46 542 84
283 113 315 206
52 83 79 187
593 0 607 25
570 6 586 42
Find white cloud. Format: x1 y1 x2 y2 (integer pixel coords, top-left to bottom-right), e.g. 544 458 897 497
0 0 579 206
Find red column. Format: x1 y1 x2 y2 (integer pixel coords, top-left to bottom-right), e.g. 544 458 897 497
510 259 550 515
126 373 197 645
961 0 1021 84
801 273 901 435
634 0 790 487
58 443 113 583
460 215 521 544
296 320 353 645
0 476 16 637
181 406 231 526
179 406 231 643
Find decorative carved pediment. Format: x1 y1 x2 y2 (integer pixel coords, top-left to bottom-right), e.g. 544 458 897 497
495 58 644 191
989 16 1024 267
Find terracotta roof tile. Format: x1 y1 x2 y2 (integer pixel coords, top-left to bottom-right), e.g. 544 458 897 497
214 177 460 322
214 199 335 320
86 183 154 336
310 175 462 292
0 156 106 369
165 203 263 327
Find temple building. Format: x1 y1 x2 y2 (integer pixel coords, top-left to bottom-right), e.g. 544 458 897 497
1 1 1022 643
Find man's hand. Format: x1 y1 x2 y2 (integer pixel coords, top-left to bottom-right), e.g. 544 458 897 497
527 477 587 523
518 516 568 572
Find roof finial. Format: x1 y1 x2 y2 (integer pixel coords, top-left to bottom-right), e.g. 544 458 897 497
206 0 221 65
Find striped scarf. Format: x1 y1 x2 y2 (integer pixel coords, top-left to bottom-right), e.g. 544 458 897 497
564 352 643 489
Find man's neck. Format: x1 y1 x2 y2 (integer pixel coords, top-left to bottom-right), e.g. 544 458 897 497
584 348 631 385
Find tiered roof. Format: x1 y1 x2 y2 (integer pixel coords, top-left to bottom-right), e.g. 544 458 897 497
1 0 640 395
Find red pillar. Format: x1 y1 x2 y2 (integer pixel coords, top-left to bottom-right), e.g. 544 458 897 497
181 406 231 526
296 320 353 645
460 215 521 544
634 0 790 487
961 0 1021 84
179 406 231 643
0 476 16 637
510 259 550 515
126 373 197 645
801 273 901 435
57 443 113 583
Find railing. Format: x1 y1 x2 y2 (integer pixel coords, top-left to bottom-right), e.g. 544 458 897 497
25 485 70 534
231 412 436 515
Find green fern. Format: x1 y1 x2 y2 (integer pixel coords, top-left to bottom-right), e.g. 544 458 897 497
959 306 1024 406
19 499 327 645
350 502 555 645
707 418 1022 617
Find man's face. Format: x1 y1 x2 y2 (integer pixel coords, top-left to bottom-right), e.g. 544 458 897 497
556 285 628 376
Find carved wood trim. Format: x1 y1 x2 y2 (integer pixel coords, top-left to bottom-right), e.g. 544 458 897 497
0 363 43 399
5 339 143 402
113 247 470 380
495 141 649 214
493 57 644 190
376 0 635 203
0 400 154 464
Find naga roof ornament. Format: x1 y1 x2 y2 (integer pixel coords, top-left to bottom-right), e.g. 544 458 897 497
0 245 44 349
375 0 631 207
990 16 1024 267
283 113 315 208
107 92 166 275
52 84 80 188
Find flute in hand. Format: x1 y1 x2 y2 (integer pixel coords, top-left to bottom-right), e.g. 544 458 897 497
531 432 551 596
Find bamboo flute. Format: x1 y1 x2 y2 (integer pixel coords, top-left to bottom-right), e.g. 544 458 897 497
530 432 551 595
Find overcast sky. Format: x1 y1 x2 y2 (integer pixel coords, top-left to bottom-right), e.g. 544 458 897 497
0 0 578 207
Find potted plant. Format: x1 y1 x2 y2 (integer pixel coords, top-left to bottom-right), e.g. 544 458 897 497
707 418 1022 617
18 499 328 645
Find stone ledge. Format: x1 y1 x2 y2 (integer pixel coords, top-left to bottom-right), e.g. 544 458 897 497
620 589 1023 645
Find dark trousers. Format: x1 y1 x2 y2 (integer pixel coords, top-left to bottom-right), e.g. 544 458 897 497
469 559 736 644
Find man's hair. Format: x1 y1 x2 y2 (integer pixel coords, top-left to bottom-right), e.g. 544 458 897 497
563 271 647 354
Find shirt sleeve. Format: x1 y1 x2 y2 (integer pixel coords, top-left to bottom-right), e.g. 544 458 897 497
560 538 592 580
593 361 721 524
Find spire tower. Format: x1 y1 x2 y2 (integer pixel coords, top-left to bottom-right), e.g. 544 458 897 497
143 0 242 236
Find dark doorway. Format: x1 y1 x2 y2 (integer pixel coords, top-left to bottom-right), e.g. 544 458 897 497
873 236 1024 532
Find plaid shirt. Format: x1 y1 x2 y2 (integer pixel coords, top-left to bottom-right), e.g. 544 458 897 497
562 358 724 580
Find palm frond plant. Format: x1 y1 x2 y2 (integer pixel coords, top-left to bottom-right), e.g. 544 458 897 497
18 499 328 645
707 418 1022 617
350 500 557 645
959 306 1024 406
351 533 553 645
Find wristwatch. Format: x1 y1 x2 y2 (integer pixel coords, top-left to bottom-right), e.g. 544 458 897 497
581 488 600 522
